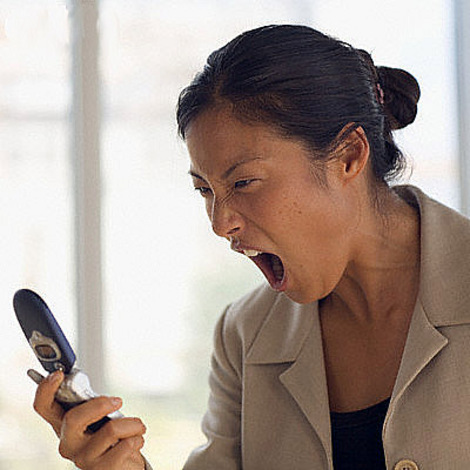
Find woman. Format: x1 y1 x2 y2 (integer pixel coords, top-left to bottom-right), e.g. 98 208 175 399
34 25 470 470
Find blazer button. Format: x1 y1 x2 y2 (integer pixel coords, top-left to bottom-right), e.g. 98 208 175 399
394 459 419 470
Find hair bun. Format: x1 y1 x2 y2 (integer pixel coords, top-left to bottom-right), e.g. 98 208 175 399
377 66 420 130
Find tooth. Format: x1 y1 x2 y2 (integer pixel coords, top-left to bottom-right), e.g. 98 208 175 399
271 256 284 281
243 249 261 257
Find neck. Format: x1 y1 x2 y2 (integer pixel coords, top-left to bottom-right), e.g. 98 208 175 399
325 187 420 322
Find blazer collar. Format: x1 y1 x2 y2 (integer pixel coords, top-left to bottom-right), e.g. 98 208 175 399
245 293 315 365
394 185 470 327
245 297 332 465
390 298 448 404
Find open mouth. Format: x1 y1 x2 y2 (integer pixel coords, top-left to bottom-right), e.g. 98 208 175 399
242 250 286 291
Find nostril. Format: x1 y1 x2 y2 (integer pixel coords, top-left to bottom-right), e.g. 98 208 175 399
229 235 240 249
212 222 240 238
210 199 243 238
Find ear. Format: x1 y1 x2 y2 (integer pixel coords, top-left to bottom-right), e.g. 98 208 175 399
333 125 370 185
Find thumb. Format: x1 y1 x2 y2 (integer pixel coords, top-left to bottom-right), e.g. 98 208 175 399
32 370 66 436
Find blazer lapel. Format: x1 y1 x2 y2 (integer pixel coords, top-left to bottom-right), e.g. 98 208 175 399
246 297 332 466
390 300 448 407
279 303 332 465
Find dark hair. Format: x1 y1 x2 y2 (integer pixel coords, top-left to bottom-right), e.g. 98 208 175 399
177 24 420 183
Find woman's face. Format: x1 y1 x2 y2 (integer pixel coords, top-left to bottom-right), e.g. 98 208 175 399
186 108 358 304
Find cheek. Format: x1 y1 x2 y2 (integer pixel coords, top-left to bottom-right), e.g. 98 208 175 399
308 194 352 239
290 197 342 245
236 192 278 225
291 199 351 277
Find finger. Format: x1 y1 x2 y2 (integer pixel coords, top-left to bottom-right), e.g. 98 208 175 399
89 436 146 470
59 396 123 456
80 418 147 462
110 435 145 459
62 396 123 433
33 370 65 435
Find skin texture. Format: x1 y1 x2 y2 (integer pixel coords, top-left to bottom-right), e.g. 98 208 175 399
187 107 421 411
187 109 361 304
187 107 419 304
33 371 147 469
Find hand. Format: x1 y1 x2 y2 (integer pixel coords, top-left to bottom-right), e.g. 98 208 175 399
33 370 147 470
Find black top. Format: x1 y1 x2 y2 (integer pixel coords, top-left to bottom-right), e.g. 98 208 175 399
330 398 390 470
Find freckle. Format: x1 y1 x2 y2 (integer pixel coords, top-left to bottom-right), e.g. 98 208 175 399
290 202 302 216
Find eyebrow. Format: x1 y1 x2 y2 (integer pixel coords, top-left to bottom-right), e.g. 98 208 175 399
189 157 263 182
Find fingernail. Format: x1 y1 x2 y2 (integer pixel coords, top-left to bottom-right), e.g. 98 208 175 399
111 397 122 407
47 371 62 383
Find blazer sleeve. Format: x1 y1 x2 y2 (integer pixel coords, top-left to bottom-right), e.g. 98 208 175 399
183 306 243 470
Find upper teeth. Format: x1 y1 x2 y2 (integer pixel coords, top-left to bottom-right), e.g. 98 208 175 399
243 249 262 257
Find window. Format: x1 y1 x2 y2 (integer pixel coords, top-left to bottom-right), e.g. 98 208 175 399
0 2 74 468
1 1 462 469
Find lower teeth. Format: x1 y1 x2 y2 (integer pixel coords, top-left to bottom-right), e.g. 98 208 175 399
271 256 284 282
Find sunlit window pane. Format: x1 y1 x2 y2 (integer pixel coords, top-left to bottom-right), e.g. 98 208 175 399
0 1 73 469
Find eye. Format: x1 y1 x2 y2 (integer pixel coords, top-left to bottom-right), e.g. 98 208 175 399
234 179 255 190
194 186 212 198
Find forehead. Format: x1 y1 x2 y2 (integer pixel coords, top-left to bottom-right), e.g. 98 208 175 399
186 108 282 176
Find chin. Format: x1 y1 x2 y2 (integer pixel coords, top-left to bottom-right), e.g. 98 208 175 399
282 280 334 305
283 289 321 305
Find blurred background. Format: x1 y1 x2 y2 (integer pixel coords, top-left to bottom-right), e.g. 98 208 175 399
0 0 467 468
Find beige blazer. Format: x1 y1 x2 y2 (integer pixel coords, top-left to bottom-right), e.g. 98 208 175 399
162 185 470 470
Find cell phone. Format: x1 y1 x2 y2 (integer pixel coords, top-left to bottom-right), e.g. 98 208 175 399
13 288 122 432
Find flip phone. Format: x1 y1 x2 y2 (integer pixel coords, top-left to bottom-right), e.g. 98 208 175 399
13 288 122 432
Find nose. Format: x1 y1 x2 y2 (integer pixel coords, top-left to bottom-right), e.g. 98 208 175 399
209 197 242 238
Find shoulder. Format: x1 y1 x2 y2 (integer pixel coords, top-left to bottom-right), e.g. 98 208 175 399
395 184 470 234
394 184 470 258
395 185 470 325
